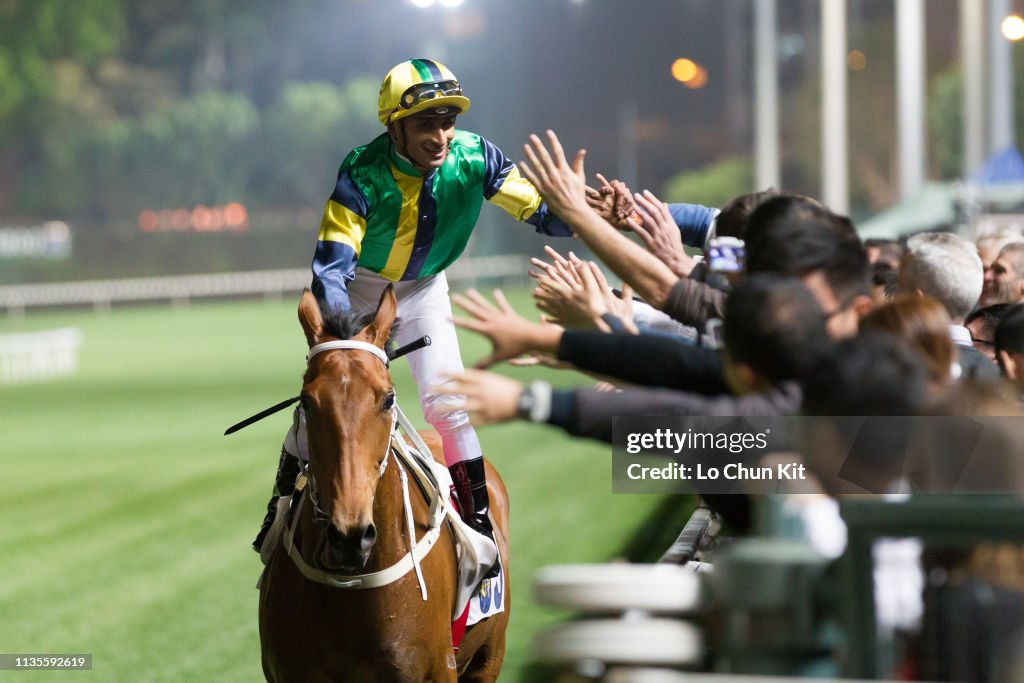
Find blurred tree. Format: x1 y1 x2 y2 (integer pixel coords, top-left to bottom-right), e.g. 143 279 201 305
660 156 754 210
35 76 381 220
255 78 379 209
0 0 125 213
927 44 1024 180
130 90 259 208
37 91 258 218
5 0 339 220
119 0 322 103
0 0 124 127
927 67 963 180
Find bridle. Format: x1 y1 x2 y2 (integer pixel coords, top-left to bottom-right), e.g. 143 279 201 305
300 340 393 524
283 340 449 599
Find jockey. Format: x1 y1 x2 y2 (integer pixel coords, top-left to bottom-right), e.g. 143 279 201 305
253 58 574 577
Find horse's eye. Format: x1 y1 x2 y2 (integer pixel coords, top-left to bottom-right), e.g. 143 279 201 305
382 391 396 412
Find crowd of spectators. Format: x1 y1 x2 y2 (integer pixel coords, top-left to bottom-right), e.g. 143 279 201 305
431 130 1024 680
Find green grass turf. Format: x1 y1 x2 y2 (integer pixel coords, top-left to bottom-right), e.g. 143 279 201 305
0 291 667 681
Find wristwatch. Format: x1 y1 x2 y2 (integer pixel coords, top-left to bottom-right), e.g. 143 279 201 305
516 380 553 423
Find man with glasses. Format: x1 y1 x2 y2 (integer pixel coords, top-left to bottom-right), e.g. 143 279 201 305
966 304 1012 362
253 59 572 578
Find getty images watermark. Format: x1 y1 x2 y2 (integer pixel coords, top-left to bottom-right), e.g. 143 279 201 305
612 416 1024 495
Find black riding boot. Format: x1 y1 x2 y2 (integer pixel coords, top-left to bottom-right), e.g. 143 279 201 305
450 457 500 580
252 448 302 552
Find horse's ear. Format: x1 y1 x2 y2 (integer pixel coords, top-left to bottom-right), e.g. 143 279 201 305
360 284 397 349
298 289 324 348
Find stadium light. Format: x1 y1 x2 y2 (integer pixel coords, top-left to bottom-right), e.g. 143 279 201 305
671 58 698 83
671 58 707 89
848 49 867 71
1003 14 1024 41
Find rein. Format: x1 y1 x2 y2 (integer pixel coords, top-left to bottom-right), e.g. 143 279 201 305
279 340 451 597
223 335 430 436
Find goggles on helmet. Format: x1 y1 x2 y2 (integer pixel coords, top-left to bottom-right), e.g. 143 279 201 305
399 80 463 111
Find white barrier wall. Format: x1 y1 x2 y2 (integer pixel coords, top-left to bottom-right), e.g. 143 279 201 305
0 257 530 317
0 328 83 384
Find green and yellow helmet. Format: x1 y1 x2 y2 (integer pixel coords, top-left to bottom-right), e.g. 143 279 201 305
377 58 471 126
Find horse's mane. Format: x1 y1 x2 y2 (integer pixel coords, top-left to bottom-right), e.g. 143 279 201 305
321 304 400 349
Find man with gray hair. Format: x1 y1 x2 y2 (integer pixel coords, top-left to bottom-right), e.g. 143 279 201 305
982 243 1024 307
977 229 1024 271
898 231 998 380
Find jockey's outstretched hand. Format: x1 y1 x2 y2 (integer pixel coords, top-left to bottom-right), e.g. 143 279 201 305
450 288 562 369
436 370 523 425
520 130 589 224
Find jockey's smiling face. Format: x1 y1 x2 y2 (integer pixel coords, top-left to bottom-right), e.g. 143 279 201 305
391 111 457 172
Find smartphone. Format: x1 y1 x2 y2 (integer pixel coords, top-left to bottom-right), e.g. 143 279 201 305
706 237 746 273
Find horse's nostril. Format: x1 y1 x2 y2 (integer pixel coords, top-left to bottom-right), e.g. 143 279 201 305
323 523 376 570
361 523 377 552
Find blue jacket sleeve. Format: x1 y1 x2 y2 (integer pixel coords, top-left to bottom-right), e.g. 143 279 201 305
479 136 574 237
668 203 718 248
310 170 369 314
524 202 575 237
311 241 358 314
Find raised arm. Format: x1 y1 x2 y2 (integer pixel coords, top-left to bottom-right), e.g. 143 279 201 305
518 131 679 310
451 288 726 392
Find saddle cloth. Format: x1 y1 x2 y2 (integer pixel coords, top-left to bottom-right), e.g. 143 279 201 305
420 455 505 630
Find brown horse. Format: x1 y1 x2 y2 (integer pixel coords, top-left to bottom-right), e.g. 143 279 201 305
258 287 511 682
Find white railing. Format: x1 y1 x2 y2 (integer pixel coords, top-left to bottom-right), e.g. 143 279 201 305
0 256 530 317
0 327 82 384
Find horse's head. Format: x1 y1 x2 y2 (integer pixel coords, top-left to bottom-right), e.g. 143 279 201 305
297 286 398 572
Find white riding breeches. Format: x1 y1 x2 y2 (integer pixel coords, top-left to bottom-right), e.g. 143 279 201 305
344 268 483 467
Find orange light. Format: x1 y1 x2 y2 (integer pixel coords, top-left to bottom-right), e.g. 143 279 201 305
138 210 158 232
671 58 699 83
191 205 213 231
171 209 191 231
848 50 867 71
684 65 708 89
209 207 225 231
139 203 248 233
223 202 248 227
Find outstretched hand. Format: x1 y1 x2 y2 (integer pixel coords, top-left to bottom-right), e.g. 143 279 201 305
436 370 524 425
584 174 639 231
626 190 695 278
520 130 589 221
529 246 639 333
450 288 562 369
529 245 583 293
